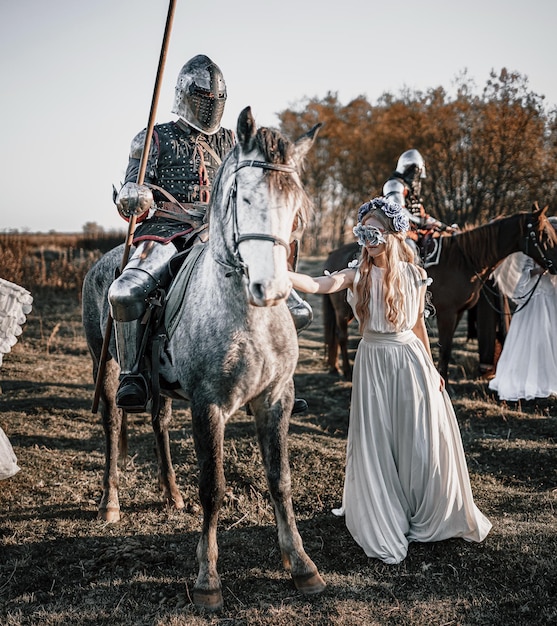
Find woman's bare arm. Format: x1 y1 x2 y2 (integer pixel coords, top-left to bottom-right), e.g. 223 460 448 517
288 268 356 294
412 268 445 391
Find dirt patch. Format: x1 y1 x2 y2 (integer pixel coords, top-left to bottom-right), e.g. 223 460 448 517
1 258 556 625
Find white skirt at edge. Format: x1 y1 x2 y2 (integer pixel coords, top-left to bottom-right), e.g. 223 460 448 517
0 426 20 480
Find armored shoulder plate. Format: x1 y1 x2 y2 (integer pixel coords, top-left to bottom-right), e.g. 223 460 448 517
383 178 406 206
129 129 158 160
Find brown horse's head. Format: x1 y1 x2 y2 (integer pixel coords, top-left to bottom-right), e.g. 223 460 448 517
523 203 557 274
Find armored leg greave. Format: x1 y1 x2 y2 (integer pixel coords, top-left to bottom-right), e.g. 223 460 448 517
287 288 313 334
108 240 177 374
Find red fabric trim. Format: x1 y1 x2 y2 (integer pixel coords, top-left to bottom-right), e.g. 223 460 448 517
120 211 149 224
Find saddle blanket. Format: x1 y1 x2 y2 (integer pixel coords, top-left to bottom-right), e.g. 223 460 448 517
423 236 443 268
164 244 207 338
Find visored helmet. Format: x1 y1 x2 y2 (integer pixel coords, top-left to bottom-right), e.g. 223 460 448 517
172 54 227 135
396 149 426 186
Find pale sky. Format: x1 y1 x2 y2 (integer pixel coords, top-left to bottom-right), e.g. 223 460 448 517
2 0 556 233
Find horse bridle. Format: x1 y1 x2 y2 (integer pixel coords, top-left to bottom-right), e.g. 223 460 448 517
216 159 298 278
477 214 555 317
523 217 555 274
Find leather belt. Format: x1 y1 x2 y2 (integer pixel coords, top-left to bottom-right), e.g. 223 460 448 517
154 201 205 222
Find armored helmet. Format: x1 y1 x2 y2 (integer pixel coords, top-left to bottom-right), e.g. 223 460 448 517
396 149 427 187
172 54 227 135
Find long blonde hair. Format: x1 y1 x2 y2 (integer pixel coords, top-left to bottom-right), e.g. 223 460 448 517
354 208 415 332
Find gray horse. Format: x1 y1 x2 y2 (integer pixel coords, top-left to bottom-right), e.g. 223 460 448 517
82 107 324 610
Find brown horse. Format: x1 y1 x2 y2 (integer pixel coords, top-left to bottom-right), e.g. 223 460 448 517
322 242 360 380
323 205 557 382
466 279 511 377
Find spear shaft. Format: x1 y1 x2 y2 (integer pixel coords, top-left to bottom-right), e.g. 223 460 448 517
92 0 177 413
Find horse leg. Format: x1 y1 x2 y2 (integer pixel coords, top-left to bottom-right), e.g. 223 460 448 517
253 396 326 596
323 294 341 375
98 358 125 522
336 315 352 381
476 283 500 376
190 403 226 611
152 396 184 511
435 312 459 382
326 332 340 375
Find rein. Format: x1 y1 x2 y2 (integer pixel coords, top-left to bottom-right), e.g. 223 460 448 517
463 215 553 317
215 158 297 278
479 270 544 317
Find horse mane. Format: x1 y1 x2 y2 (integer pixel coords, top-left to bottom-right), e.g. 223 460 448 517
540 208 557 247
450 216 505 270
450 206 557 271
254 126 313 229
206 126 313 233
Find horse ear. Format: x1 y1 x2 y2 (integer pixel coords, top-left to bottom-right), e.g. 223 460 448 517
532 201 545 216
291 123 322 165
532 203 552 225
237 106 257 150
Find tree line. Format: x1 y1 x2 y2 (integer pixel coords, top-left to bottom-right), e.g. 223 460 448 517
277 69 557 255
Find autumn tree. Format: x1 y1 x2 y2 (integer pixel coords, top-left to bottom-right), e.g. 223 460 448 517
279 68 557 253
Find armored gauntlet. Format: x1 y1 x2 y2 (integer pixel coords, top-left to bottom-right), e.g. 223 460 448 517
116 182 154 220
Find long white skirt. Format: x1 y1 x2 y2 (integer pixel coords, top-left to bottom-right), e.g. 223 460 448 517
489 291 557 401
335 330 491 564
0 426 20 480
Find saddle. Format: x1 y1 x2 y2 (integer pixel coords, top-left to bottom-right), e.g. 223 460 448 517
133 226 208 417
416 230 446 268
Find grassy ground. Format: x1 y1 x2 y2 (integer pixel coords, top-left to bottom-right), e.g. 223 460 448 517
0 258 556 625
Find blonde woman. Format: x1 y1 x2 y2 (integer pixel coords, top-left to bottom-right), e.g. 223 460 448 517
289 198 491 564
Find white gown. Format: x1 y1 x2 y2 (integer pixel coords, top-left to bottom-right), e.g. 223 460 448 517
0 277 32 480
334 262 491 564
489 253 557 401
0 426 20 480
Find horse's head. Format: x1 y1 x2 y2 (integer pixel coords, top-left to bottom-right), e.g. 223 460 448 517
521 203 557 274
212 106 321 306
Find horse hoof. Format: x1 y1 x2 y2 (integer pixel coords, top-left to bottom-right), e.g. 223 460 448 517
97 508 120 523
166 493 185 510
293 571 326 595
172 495 185 510
192 587 223 611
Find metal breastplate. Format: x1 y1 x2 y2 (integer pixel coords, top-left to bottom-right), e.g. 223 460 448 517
153 122 234 203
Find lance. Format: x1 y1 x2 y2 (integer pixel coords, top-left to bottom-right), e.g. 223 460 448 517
92 0 177 413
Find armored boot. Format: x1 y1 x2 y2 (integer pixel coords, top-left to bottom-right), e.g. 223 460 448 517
113 319 150 413
287 289 313 414
287 288 313 334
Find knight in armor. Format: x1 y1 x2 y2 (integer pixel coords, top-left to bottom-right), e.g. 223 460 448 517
108 54 312 413
383 149 452 231
382 149 456 260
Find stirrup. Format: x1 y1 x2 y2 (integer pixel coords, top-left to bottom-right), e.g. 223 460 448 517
116 373 150 413
292 398 308 414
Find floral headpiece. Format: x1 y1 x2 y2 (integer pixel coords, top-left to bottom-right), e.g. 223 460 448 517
357 197 409 233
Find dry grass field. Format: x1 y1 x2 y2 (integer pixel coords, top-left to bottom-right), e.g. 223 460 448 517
0 241 556 625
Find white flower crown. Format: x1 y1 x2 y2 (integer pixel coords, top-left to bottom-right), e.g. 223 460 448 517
357 197 410 233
